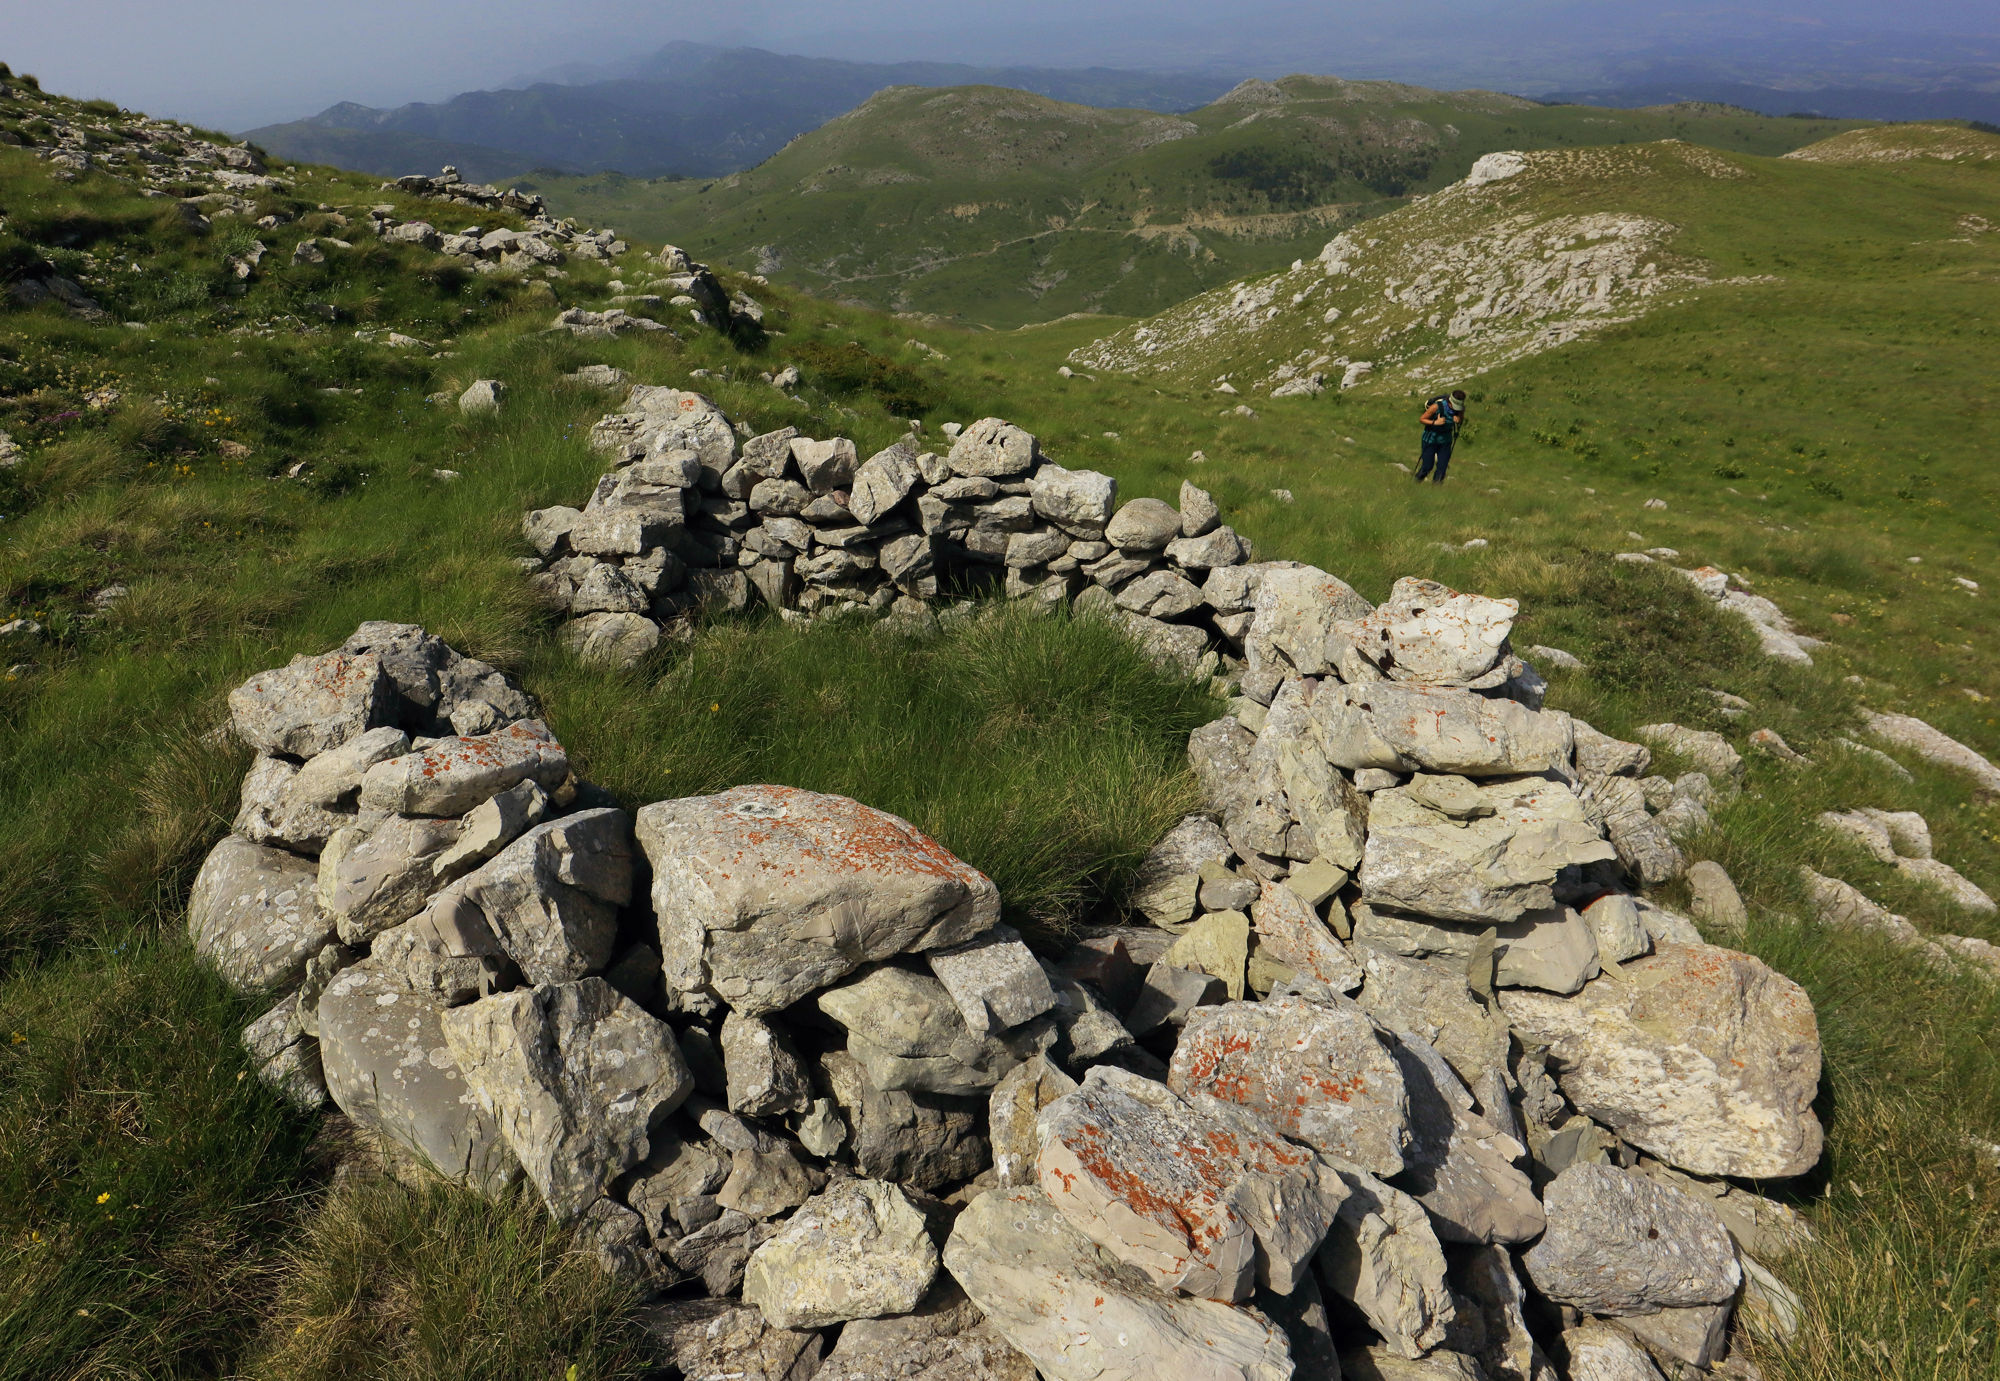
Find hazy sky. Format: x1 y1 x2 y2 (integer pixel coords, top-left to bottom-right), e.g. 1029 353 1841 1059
5 0 1990 130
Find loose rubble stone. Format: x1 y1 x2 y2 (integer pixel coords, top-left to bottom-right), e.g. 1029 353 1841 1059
1169 995 1410 1175
189 834 336 992
1500 944 1823 1178
1037 1065 1348 1300
452 808 634 985
1390 1033 1544 1244
1248 564 1374 678
722 1010 813 1116
638 786 999 1014
818 965 1046 1094
318 961 517 1192
927 924 1058 1035
822 1050 990 1190
944 1186 1295 1381
1350 946 1512 1092
948 418 1040 478
638 1297 825 1381
1251 879 1363 991
442 977 693 1221
357 720 568 816
1523 1163 1740 1314
814 1278 1038 1381
1563 1323 1666 1381
743 1178 939 1328
1336 578 1517 687
229 651 391 757
1684 861 1747 931
1318 1165 1457 1358
989 1054 1077 1187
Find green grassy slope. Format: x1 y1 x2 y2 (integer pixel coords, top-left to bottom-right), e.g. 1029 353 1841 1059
518 78 1867 328
1 70 1998 1381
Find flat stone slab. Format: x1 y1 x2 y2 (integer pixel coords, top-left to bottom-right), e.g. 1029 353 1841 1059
1500 943 1823 1178
637 785 999 1014
1523 1163 1741 1316
743 1178 939 1329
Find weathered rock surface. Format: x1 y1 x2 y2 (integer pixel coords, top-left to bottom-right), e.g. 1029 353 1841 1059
1562 1323 1666 1381
1501 945 1823 1178
814 1278 1038 1381
1390 1033 1543 1245
944 1186 1295 1381
1522 1163 1740 1314
229 651 391 757
1252 879 1363 992
356 720 568 816
638 1297 824 1381
743 1178 939 1328
453 808 634 985
442 977 693 1221
722 1010 813 1116
1169 995 1410 1176
818 965 1046 1094
638 786 999 1013
822 1050 989 1190
1037 1064 1348 1300
1319 1165 1456 1358
988 1054 1076 1188
189 834 335 992
318 961 517 1193
927 924 1057 1035
1864 711 2000 793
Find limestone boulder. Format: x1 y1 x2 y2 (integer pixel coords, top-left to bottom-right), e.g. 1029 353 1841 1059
722 1010 813 1117
849 442 922 525
637 1297 824 1381
822 1050 990 1191
989 1054 1077 1188
1562 1323 1666 1381
233 754 357 853
743 1178 939 1329
1522 1163 1741 1315
1037 1065 1348 1300
1315 683 1574 778
947 419 1039 479
943 1186 1295 1381
1863 711 2000 793
228 650 392 757
189 833 336 993
637 786 999 1014
1360 776 1617 925
1318 1165 1456 1358
1352 903 1600 996
318 960 517 1193
1587 775 1686 885
1389 1032 1544 1245
454 808 634 985
927 924 1057 1035
441 977 693 1222
819 966 1049 1095
1251 879 1363 992
1246 564 1373 679
1169 995 1410 1176
1104 497 1182 552
1499 944 1823 1178
815 1278 1038 1381
1336 579 1518 688
1131 814 1235 927
1029 464 1116 532
1350 947 1511 1091
1635 725 1743 781
356 719 569 816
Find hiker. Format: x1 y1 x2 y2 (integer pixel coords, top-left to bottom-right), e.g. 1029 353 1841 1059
1415 389 1466 484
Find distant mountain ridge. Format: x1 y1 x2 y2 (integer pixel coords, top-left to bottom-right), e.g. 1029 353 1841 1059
243 42 1239 182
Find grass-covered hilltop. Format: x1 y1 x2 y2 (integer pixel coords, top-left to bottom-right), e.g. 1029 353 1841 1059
519 77 1868 328
2 55 1998 1381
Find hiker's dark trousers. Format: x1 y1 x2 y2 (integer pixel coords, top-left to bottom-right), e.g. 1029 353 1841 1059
1417 440 1452 483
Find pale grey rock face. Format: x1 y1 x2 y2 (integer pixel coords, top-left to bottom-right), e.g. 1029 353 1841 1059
1125 960 1226 1035
849 442 922 525
1247 564 1374 679
1258 679 1370 870
430 778 549 879
1029 463 1116 531
822 1049 989 1191
1037 1065 1346 1300
666 1209 785 1296
1587 775 1686 885
1040 960 1135 1062
1104 497 1182 552
229 650 392 757
927 925 1058 1035
943 1186 1295 1381
637 1297 824 1381
743 1179 940 1329
1316 684 1573 779
318 814 463 945
1571 721 1652 779
1338 578 1517 685
1179 480 1220 537
560 610 661 669
189 833 336 993
620 386 739 469
456 808 634 985
1318 1164 1456 1359
988 1054 1076 1188
1115 568 1206 619
948 418 1040 478
1350 947 1511 1093
285 725 412 811
1169 996 1409 1176
1144 808 1232 924
1389 1033 1543 1245
792 436 859 494
638 785 999 1014
1253 878 1363 992
624 1121 730 1242
1360 902 1600 996
818 965 1047 1095
1563 1323 1666 1381
1684 861 1748 931
1450 1243 1555 1381
234 754 354 853
317 960 518 1194
441 977 693 1223
816 1278 1038 1381
1500 944 1823 1178
1635 724 1742 781
357 720 569 816
1523 1164 1741 1315
1581 893 1650 965
1360 776 1617 925
1341 1348 1487 1380
1166 526 1243 570
722 1010 813 1116
1864 711 2000 793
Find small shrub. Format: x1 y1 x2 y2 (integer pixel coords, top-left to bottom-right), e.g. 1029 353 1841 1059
1807 477 1845 500
792 339 937 417
1714 463 1747 479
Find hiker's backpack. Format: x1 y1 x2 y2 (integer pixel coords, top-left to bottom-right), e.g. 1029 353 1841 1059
1426 395 1459 430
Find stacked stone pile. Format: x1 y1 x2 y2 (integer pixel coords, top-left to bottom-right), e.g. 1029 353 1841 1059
524 393 1260 673
365 167 626 271
196 581 1841 1380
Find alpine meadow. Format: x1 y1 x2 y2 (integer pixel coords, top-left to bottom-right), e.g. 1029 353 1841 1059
0 34 1998 1381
